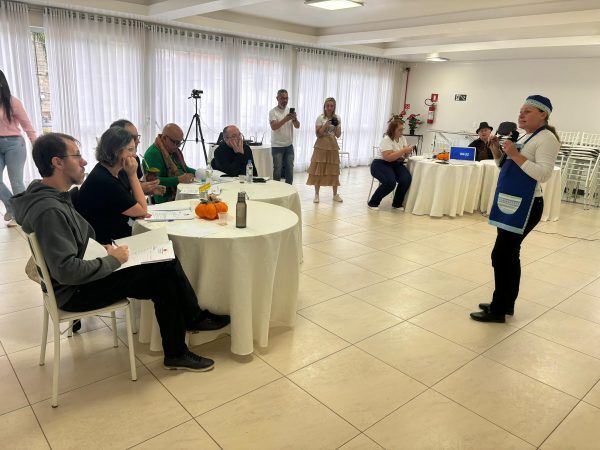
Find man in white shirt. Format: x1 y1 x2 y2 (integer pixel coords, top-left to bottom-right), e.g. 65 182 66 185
269 89 300 184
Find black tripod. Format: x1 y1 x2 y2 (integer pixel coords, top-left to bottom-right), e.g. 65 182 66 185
182 91 208 165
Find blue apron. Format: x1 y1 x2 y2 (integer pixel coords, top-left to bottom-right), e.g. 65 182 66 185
489 127 544 234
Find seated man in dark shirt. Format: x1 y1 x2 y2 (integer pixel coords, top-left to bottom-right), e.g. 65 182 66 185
76 127 148 244
211 125 258 177
469 122 494 161
14 132 229 372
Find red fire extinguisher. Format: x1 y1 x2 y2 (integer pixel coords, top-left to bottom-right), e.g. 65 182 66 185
425 93 438 124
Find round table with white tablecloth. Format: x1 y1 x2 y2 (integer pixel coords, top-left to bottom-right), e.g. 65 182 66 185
134 199 300 355
176 180 303 259
481 162 561 221
404 156 484 217
209 144 273 178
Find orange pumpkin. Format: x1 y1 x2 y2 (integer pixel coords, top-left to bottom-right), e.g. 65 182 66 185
436 152 449 161
195 201 227 220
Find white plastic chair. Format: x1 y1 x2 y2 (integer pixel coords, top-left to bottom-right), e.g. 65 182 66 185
560 148 599 208
337 137 350 173
580 132 600 149
26 232 137 407
557 131 581 146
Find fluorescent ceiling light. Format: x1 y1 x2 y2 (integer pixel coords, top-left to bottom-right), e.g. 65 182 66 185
305 0 364 11
426 53 449 62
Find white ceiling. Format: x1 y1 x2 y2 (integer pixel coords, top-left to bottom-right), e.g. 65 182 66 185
25 0 600 62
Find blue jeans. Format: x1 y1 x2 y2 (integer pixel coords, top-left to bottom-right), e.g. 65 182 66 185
0 136 27 216
368 159 412 207
272 145 294 184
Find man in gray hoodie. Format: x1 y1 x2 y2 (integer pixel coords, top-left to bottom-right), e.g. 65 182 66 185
13 132 229 372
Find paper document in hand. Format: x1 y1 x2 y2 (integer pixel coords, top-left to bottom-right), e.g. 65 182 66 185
146 210 194 221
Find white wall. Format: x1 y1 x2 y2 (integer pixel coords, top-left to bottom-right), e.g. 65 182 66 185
403 58 600 152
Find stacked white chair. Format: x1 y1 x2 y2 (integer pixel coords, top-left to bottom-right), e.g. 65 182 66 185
561 147 600 208
557 131 581 146
579 132 600 149
26 232 137 407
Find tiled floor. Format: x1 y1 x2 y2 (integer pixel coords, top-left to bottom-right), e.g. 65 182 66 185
2 166 600 449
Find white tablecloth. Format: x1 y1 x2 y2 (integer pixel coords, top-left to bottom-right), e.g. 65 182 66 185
134 200 300 355
176 180 303 259
481 163 562 222
404 157 484 217
209 144 273 178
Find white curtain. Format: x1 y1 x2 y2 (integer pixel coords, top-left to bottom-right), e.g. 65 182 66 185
147 28 291 169
294 48 399 170
44 9 145 168
0 0 42 183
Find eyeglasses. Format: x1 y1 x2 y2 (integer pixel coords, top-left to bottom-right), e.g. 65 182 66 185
133 134 141 141
59 153 83 159
165 135 182 147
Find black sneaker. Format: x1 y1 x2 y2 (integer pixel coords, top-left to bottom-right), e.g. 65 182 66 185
164 350 215 372
72 319 82 333
478 303 514 316
188 311 230 332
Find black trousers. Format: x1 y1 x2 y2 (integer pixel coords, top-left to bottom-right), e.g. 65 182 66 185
489 197 544 315
61 258 201 358
369 159 412 207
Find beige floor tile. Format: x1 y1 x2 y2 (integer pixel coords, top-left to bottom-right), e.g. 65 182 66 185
560 240 600 264
147 337 281 417
525 310 600 359
303 261 386 293
339 434 383 450
0 280 42 316
409 303 518 353
347 251 422 278
525 231 577 250
297 273 344 309
518 277 576 307
417 235 484 255
299 246 340 272
311 219 367 237
301 226 336 245
0 227 23 244
366 389 534 450
435 357 578 446
255 315 349 374
0 306 106 354
0 257 29 285
395 267 480 300
132 420 219 449
9 327 141 404
485 330 600 398
540 402 600 450
289 347 425 430
0 407 49 449
430 254 494 284
372 223 439 241
459 244 495 265
539 251 600 276
0 356 28 415
350 280 444 319
344 230 409 250
196 378 358 449
33 366 191 448
307 237 377 260
299 295 401 343
523 261 597 290
0 341 5 356
440 227 498 245
301 210 334 226
0 240 31 262
556 291 600 324
584 381 600 408
358 322 477 386
383 241 455 265
450 283 495 309
342 214 398 229
113 321 165 365
582 277 600 298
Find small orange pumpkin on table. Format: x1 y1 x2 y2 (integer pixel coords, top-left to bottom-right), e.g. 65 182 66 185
436 151 450 161
195 194 228 220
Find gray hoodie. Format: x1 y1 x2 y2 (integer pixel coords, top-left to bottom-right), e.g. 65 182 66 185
13 180 121 307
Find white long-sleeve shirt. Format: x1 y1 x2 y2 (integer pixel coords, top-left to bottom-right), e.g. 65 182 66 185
496 129 560 197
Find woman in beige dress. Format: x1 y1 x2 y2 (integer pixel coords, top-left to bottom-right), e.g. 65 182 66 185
307 97 342 203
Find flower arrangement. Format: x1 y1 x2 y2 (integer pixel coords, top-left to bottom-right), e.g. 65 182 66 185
407 114 423 134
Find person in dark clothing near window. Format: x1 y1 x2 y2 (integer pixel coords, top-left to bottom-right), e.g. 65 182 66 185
13 132 230 372
468 122 495 161
211 125 258 177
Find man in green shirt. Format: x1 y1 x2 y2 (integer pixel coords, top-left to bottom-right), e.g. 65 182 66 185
143 123 196 203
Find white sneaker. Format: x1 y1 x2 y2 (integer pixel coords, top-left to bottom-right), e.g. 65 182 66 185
333 194 343 203
6 219 17 227
367 205 379 211
313 195 320 203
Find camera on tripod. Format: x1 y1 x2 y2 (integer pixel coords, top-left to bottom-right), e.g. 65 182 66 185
189 89 203 99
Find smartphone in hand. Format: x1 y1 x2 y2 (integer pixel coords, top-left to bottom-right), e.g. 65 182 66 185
289 107 295 114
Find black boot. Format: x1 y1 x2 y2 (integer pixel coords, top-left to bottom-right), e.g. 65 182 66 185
470 311 505 323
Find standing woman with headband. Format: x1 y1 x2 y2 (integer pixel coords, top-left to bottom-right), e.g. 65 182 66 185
471 95 560 322
0 70 37 227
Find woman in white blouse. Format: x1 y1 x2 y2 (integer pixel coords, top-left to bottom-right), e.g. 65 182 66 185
367 119 413 210
471 95 560 323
